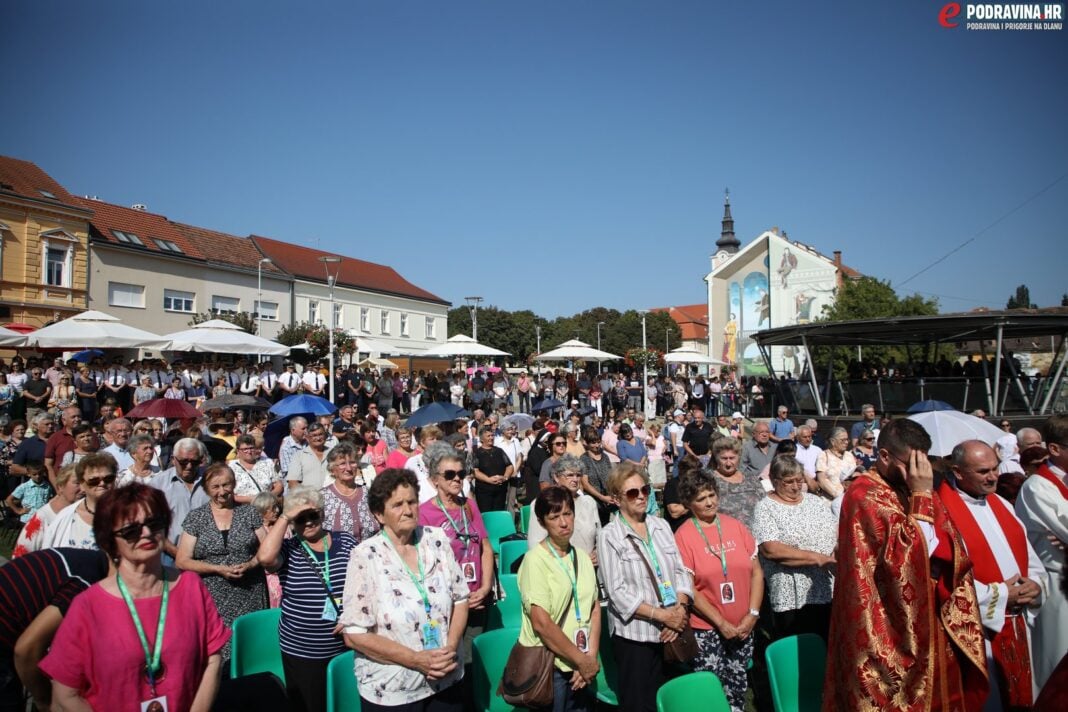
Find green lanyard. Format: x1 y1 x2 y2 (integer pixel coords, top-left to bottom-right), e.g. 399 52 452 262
382 530 432 617
620 514 667 583
435 498 471 555
116 573 169 695
691 516 728 578
300 534 333 594
545 541 582 623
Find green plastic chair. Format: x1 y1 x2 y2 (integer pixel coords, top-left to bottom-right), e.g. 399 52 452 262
326 651 361 712
482 510 517 554
765 633 827 712
486 574 522 631
656 671 731 712
499 540 528 575
230 608 285 683
594 604 619 706
519 504 531 534
472 628 520 712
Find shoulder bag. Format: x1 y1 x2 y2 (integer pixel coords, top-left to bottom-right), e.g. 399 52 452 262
627 531 698 663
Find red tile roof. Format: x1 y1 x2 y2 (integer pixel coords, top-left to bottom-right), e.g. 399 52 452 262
251 235 448 305
0 155 86 211
652 303 709 341
172 223 286 274
72 197 205 259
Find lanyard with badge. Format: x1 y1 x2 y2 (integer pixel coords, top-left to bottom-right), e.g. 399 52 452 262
691 516 735 604
436 498 479 584
300 535 343 621
545 541 590 652
117 573 170 711
381 530 442 649
620 515 677 605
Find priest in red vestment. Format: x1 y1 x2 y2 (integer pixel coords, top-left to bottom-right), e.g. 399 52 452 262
824 418 988 711
941 440 1047 711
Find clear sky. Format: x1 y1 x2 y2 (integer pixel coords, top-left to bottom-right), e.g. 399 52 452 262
3 1 1065 317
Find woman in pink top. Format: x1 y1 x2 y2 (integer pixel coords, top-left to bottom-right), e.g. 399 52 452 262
40 483 229 712
673 470 764 711
384 427 418 470
360 421 389 475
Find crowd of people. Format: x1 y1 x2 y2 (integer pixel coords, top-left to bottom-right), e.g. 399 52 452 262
0 352 1066 712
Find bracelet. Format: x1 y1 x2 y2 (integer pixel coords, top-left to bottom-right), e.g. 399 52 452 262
748 608 760 618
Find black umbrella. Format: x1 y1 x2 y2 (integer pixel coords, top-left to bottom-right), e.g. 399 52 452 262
531 398 565 413
200 394 272 411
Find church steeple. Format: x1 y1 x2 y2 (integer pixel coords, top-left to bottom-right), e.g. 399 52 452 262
716 188 740 253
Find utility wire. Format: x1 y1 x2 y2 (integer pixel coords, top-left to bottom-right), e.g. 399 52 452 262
898 172 1068 287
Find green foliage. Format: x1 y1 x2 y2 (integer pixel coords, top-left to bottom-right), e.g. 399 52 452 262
189 311 258 334
1006 285 1036 309
275 320 353 365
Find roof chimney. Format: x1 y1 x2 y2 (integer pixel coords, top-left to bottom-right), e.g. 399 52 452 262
833 250 844 289
131 203 147 212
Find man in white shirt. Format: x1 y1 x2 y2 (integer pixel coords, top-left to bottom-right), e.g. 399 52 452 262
101 418 135 471
279 363 302 396
794 425 823 485
302 365 327 396
238 368 260 396
257 362 279 402
223 364 242 393
103 358 130 410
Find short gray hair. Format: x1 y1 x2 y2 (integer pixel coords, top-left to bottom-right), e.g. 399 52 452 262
829 427 849 442
425 441 465 479
284 485 322 515
33 411 54 427
289 416 307 433
551 453 587 478
173 437 209 462
327 443 358 469
127 433 156 452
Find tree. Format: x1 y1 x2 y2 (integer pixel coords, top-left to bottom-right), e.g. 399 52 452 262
276 320 354 365
1006 285 1036 310
189 311 258 334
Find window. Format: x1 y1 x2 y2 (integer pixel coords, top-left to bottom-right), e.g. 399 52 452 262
380 310 390 334
255 300 278 321
108 282 145 308
154 239 183 253
46 247 68 286
211 295 240 315
163 289 195 313
333 303 343 328
425 316 436 339
400 312 409 337
39 189 56 199
360 307 370 332
112 229 144 246
309 300 320 324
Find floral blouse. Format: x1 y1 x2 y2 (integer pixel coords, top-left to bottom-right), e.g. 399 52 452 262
341 527 469 706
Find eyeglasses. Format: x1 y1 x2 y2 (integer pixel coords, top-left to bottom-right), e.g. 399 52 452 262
290 509 322 529
82 474 117 488
437 469 464 481
113 517 168 543
174 458 202 468
622 484 652 500
552 441 567 447
238 446 262 452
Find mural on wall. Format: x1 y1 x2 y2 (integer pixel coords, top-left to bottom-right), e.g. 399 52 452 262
739 270 770 375
724 282 741 364
767 237 838 376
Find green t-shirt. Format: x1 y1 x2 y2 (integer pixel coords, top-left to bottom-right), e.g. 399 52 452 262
518 541 598 671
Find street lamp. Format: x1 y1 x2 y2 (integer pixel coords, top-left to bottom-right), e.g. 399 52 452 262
319 256 342 403
666 327 670 353
639 310 652 419
256 257 272 337
464 296 483 341
596 321 605 352
535 325 541 377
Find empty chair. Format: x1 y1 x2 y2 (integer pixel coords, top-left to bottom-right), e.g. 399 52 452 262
520 504 531 534
498 539 527 575
594 604 619 707
230 608 285 682
485 573 522 631
326 651 360 712
472 628 520 712
656 671 731 712
765 633 827 712
482 510 517 554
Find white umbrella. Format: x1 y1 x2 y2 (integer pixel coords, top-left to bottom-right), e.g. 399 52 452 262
535 338 621 361
906 410 1007 457
162 319 290 355
24 310 171 349
0 326 26 347
422 334 509 357
357 357 399 369
663 348 727 365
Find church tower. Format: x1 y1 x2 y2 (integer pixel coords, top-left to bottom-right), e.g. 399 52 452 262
712 189 740 270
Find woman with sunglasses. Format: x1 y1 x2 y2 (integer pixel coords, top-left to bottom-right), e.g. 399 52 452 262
48 374 76 412
322 443 380 542
597 461 692 712
40 483 229 712
538 433 570 491
177 463 268 662
527 454 601 565
41 453 119 550
259 485 358 712
851 429 877 473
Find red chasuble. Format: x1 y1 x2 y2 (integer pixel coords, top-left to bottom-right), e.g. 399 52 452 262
1034 463 1068 500
824 472 988 711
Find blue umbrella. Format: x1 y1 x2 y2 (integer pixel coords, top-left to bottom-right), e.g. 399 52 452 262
70 348 105 363
906 399 957 413
404 402 470 428
263 414 308 459
531 398 565 414
269 393 336 417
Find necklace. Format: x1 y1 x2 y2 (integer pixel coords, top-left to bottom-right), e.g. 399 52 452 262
83 500 95 514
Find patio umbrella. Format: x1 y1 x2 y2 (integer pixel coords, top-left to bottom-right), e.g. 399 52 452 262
0 326 26 347
532 398 566 413
162 319 290 355
126 398 202 420
269 393 336 417
199 394 272 411
23 310 170 349
421 334 510 358
906 410 1006 457
663 348 727 366
906 400 957 413
357 357 399 369
405 402 470 428
501 413 535 432
535 339 620 362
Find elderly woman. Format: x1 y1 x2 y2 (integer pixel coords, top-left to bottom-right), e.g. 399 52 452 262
321 443 380 542
342 469 470 711
711 437 766 529
41 453 119 550
177 463 268 660
0 419 26 489
851 428 877 472
40 483 228 711
814 427 858 503
563 422 586 458
133 375 158 406
527 454 601 564
385 427 418 470
59 423 98 467
515 486 601 711
751 456 837 642
674 469 763 711
259 486 358 712
228 433 282 503
117 433 161 487
13 463 83 556
381 410 401 451
616 423 648 467
597 461 693 712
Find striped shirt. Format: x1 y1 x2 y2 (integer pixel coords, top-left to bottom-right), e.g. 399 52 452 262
597 515 693 644
278 531 357 659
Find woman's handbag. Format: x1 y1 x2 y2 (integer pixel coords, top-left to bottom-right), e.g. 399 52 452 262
627 537 698 663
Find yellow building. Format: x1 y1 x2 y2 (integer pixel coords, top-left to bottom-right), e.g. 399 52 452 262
0 156 91 327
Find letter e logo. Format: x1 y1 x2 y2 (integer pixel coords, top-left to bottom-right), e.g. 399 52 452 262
939 2 961 27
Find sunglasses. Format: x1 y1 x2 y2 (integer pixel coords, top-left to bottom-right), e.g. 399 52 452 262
83 474 117 488
622 484 652 500
552 441 567 447
113 517 167 543
291 509 322 529
437 469 464 481
174 458 202 468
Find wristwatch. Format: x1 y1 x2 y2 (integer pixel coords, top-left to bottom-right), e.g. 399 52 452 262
748 608 760 618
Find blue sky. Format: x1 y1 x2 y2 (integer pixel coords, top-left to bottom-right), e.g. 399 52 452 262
3 1 1065 317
